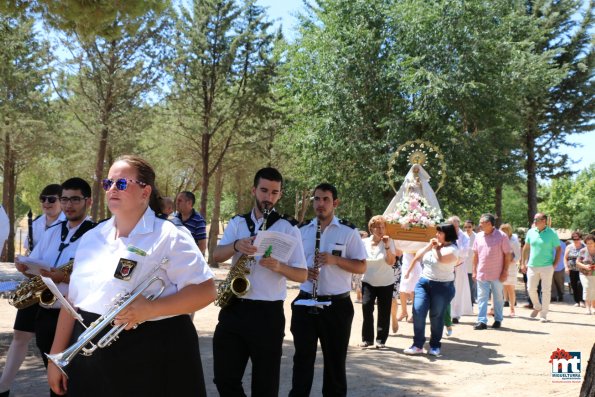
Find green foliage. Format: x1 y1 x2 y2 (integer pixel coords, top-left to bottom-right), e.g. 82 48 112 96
0 0 168 40
540 164 595 231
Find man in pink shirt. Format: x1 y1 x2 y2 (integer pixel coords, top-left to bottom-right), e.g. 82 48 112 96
472 213 512 330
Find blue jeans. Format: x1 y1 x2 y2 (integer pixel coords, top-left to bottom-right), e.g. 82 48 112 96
412 277 455 349
477 279 504 324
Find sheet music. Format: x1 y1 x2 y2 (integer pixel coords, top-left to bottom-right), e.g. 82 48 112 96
40 276 85 325
15 255 52 275
252 230 299 263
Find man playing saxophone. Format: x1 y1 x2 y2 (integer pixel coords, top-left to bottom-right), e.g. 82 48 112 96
212 167 307 397
16 178 95 397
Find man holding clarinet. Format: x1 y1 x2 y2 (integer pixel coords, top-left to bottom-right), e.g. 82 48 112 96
290 183 366 397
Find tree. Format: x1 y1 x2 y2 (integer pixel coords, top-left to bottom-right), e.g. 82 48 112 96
51 12 171 219
168 0 278 217
0 0 167 39
0 16 51 260
521 0 595 224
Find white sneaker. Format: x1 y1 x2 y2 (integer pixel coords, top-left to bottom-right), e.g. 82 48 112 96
404 346 424 355
540 318 549 323
428 347 441 356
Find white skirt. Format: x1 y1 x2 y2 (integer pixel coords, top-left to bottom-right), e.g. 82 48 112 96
451 264 473 318
399 253 421 293
504 264 518 286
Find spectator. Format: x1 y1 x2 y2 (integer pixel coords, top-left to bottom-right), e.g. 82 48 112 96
576 234 595 315
175 191 207 255
551 240 567 302
564 231 585 307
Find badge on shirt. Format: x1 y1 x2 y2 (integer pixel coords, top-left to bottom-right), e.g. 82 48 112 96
114 258 137 281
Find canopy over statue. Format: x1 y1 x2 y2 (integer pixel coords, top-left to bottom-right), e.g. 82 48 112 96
383 164 441 216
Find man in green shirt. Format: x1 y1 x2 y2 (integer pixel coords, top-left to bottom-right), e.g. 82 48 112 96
521 213 562 322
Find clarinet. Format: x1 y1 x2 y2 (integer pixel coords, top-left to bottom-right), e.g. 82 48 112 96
309 222 322 314
27 209 34 251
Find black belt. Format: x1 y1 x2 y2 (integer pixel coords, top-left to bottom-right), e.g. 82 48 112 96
298 291 351 302
234 298 283 305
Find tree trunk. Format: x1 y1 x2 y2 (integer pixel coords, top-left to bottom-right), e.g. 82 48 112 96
91 126 109 220
525 129 538 227
199 132 210 218
296 188 310 223
2 131 16 261
494 183 502 228
208 166 224 268
580 343 595 397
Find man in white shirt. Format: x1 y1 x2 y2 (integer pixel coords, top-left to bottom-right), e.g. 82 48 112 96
212 167 307 397
289 183 367 397
15 177 95 397
464 219 477 305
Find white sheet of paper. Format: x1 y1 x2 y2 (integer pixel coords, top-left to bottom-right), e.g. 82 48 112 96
40 276 85 325
15 255 52 276
252 230 298 263
293 299 332 308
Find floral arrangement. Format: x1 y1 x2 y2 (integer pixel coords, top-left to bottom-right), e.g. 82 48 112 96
384 193 442 228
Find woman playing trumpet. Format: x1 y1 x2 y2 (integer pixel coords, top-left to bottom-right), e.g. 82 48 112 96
47 155 216 396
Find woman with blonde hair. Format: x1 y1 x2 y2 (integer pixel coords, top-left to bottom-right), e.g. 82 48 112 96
47 155 216 396
359 216 401 348
500 223 520 317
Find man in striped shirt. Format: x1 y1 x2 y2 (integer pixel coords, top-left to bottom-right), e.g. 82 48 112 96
175 191 207 255
472 213 512 330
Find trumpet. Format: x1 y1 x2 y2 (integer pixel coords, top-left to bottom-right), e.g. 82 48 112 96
46 258 168 376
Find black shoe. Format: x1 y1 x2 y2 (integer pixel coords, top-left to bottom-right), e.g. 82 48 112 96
452 318 459 324
504 301 510 307
492 321 502 329
0 390 9 397
473 322 487 330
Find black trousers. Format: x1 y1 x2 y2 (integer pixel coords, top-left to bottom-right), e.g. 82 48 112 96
212 299 285 397
289 294 354 397
35 307 62 397
361 282 393 345
66 312 206 397
569 270 584 304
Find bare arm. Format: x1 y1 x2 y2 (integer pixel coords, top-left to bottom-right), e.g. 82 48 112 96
197 239 207 256
520 243 531 273
259 257 308 282
213 237 256 263
47 308 76 395
553 246 562 267
318 252 366 274
114 279 217 329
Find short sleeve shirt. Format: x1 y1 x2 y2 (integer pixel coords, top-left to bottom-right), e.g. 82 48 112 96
219 209 306 301
421 245 459 282
362 237 396 287
299 217 367 296
525 227 561 267
472 229 511 281
176 209 207 243
69 208 214 317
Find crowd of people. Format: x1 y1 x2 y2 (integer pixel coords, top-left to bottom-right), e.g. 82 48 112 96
0 159 593 397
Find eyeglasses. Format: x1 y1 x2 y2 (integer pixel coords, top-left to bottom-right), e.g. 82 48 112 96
59 196 88 204
102 178 147 191
464 226 473 229
39 195 58 204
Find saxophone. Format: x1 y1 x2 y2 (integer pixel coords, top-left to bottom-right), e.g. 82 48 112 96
9 260 74 309
215 207 270 308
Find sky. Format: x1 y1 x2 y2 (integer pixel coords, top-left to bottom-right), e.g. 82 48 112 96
259 0 594 174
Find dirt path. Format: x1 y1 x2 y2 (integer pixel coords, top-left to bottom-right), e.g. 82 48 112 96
1 273 593 396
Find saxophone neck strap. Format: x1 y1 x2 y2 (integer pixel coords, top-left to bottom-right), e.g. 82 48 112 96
242 210 281 236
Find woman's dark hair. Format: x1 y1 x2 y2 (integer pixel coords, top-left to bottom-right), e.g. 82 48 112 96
584 234 595 244
436 223 458 243
40 184 62 197
116 155 160 213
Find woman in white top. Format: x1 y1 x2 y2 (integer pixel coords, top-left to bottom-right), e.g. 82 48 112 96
403 224 459 357
47 155 216 397
359 216 402 348
500 224 520 317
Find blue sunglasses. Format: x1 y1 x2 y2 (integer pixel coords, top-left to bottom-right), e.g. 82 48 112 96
102 178 147 191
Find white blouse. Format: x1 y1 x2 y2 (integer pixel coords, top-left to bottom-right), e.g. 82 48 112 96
69 208 214 317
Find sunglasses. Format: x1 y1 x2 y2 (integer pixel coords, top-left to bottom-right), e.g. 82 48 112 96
102 178 147 191
39 195 58 204
59 196 88 204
